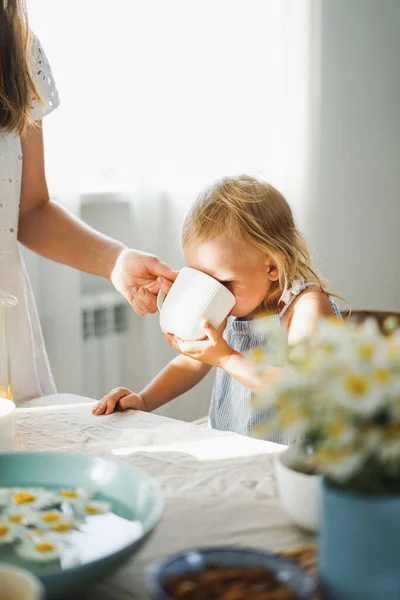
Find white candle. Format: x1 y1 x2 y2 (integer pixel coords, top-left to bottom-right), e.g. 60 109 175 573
0 398 15 451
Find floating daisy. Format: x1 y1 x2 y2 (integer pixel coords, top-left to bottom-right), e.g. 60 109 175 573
22 508 78 530
0 519 21 545
55 487 92 504
16 536 60 563
47 518 79 535
73 499 111 517
3 506 32 526
10 488 56 509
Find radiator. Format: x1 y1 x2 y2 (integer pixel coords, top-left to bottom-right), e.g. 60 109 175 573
80 292 129 400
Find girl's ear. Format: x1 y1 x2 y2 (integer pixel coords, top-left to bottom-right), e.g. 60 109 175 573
265 253 284 282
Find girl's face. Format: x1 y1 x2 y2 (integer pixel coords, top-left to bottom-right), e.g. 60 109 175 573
183 236 279 318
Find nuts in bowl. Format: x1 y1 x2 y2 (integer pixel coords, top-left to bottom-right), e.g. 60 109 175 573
148 547 316 600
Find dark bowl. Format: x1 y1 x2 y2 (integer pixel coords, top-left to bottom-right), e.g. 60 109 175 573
147 546 317 600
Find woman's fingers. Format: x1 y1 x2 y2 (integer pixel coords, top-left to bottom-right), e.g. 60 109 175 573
132 287 157 315
157 276 174 296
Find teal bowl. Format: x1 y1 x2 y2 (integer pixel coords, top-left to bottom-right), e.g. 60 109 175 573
0 452 163 599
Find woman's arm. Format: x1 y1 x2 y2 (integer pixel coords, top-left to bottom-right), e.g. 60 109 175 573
93 355 211 414
18 122 123 278
17 122 177 313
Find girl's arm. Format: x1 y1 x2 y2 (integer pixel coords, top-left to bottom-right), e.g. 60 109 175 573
93 355 212 415
219 352 281 394
166 289 336 393
17 122 177 313
166 320 273 394
282 288 336 345
223 289 336 390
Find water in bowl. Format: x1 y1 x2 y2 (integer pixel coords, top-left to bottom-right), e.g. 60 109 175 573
0 487 143 575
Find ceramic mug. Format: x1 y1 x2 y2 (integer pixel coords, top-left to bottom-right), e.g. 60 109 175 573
274 446 320 533
0 398 16 451
157 267 236 341
0 564 45 600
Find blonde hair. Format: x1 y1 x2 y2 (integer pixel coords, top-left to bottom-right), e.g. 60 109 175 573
182 175 328 312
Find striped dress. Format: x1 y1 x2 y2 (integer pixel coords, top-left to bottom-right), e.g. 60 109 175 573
209 280 341 443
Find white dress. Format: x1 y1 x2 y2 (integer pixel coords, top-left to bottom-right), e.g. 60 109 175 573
0 35 60 403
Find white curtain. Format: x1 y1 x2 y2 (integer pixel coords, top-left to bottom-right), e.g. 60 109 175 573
28 0 310 214
26 0 313 417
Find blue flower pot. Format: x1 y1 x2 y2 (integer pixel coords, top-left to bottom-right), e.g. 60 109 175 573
318 479 400 600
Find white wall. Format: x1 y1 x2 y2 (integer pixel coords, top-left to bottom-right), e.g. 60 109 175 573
305 0 400 310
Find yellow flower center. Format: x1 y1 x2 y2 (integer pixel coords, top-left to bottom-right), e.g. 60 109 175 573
276 394 290 409
327 421 347 437
35 542 55 553
387 341 399 361
41 512 61 523
328 316 344 326
315 447 350 465
375 368 390 385
85 505 100 515
345 375 368 397
8 514 23 524
60 490 78 499
13 492 35 505
0 525 9 537
51 522 71 533
321 343 336 355
358 343 374 361
279 408 297 427
252 423 268 439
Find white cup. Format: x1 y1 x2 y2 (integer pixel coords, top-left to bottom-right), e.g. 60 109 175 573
0 399 16 451
0 564 45 600
157 267 236 341
274 446 320 533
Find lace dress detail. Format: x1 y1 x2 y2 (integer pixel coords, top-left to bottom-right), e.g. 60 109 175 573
30 34 60 121
0 35 59 402
209 278 341 441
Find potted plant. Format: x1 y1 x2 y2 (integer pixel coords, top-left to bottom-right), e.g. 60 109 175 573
253 316 400 600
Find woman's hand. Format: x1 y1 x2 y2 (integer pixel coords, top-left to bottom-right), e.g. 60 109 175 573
165 320 235 368
92 388 145 415
111 249 178 315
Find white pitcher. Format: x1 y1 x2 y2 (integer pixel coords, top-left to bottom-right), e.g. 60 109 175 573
0 292 17 451
0 291 18 401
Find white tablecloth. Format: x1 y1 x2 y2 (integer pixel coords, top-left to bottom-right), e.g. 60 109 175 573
16 394 313 599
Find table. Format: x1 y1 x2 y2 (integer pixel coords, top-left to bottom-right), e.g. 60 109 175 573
16 394 314 599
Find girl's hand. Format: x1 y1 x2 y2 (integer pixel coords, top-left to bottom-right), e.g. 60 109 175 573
165 320 235 368
92 388 145 415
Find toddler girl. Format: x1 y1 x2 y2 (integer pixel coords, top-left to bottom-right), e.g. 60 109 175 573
93 175 340 441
